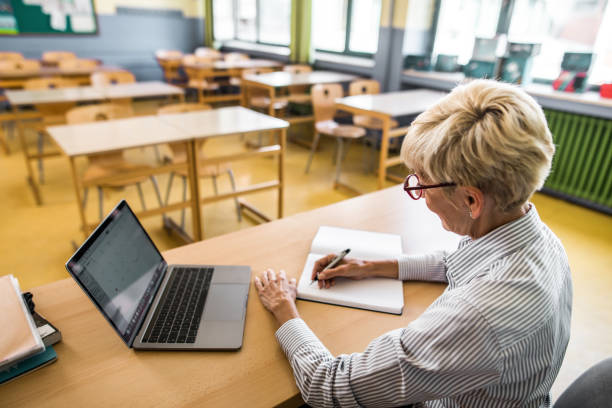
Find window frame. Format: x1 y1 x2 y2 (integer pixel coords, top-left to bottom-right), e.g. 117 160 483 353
313 0 381 59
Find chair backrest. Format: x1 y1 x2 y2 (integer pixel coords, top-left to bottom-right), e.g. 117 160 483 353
349 79 380 96
58 59 99 70
155 49 183 59
283 64 312 74
157 103 212 115
554 358 612 408
224 52 250 62
311 83 343 123
42 51 77 64
182 54 215 66
194 47 222 59
0 52 24 61
241 67 274 78
156 57 183 83
90 71 136 86
0 59 41 72
24 77 77 90
66 103 134 124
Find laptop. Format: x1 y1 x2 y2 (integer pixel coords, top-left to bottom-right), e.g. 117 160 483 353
65 200 250 350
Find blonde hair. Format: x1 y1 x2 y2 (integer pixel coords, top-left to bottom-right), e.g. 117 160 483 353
401 79 555 212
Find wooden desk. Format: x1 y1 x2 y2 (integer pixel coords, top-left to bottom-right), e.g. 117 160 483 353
48 107 288 241
5 81 184 205
157 106 289 231
0 185 460 407
241 71 359 125
336 90 447 189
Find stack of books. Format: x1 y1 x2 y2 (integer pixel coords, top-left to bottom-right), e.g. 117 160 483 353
0 274 62 384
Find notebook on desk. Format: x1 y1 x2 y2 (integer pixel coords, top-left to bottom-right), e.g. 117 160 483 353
297 226 404 315
66 200 250 351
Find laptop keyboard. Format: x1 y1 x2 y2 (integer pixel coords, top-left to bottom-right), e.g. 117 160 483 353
142 267 214 344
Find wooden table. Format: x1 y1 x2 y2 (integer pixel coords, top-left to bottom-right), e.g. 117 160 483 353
48 106 289 242
0 185 461 407
241 71 359 125
0 65 123 89
336 90 447 189
5 81 184 205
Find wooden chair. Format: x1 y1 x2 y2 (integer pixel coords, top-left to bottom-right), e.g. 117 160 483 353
66 103 163 220
0 52 24 61
349 79 398 129
283 64 313 104
182 55 220 103
194 47 222 60
306 84 366 190
0 59 41 74
243 68 288 112
24 77 79 183
41 51 76 65
155 50 185 85
90 70 136 86
157 103 241 225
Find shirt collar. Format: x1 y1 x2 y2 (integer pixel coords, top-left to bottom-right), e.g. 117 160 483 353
445 204 542 286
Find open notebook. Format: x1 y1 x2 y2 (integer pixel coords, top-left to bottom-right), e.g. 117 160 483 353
297 226 404 314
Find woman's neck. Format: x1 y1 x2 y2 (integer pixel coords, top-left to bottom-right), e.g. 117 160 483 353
469 202 530 240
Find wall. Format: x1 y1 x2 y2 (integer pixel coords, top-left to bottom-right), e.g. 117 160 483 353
0 0 205 81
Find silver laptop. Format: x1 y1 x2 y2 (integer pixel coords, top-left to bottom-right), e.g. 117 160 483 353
66 200 250 350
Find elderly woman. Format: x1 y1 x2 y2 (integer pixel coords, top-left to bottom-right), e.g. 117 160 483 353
254 79 572 407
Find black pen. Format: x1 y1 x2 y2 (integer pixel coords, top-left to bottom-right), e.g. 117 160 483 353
311 248 351 285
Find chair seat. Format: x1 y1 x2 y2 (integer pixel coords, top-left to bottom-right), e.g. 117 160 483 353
353 115 399 130
249 96 288 110
316 120 366 139
287 94 311 104
229 77 241 87
82 161 152 187
187 79 220 91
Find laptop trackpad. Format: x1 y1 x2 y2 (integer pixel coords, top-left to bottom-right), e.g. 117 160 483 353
203 284 247 321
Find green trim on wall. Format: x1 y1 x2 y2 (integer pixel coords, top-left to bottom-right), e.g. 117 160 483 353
290 0 312 63
204 0 214 47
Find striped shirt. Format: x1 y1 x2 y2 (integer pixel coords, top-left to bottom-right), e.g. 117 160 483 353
275 204 572 407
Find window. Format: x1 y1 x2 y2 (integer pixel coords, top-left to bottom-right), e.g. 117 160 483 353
432 0 502 65
509 0 611 84
312 0 382 57
212 0 291 46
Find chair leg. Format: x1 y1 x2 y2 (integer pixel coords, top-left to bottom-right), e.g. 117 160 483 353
305 133 321 174
211 175 218 195
150 176 164 212
181 176 188 229
164 172 175 206
136 182 146 210
334 138 345 186
98 187 104 220
37 132 45 184
82 187 89 210
227 169 242 222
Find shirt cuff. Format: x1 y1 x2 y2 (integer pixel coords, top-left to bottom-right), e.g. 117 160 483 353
396 251 448 282
275 318 322 359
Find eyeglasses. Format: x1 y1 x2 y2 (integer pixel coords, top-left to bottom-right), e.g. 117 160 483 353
403 173 456 200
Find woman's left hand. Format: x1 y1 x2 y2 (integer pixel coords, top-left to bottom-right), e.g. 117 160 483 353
254 269 299 326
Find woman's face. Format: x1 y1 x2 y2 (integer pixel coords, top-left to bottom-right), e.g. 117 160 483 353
422 182 472 236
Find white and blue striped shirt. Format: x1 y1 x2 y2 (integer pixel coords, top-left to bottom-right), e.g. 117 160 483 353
276 205 572 407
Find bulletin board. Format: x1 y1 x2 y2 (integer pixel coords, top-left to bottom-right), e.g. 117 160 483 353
0 0 98 35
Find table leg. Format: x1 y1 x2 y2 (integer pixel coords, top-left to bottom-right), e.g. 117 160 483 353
278 128 286 219
186 140 203 241
268 86 276 145
68 156 88 236
14 110 42 205
377 116 391 190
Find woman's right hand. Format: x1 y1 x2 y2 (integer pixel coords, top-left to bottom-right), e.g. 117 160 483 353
311 255 373 289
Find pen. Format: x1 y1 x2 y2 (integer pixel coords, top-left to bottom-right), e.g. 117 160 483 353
311 248 351 285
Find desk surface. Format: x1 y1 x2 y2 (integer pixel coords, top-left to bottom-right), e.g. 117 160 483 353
158 106 289 138
48 116 188 156
336 89 447 117
5 81 182 106
0 185 461 407
243 70 359 87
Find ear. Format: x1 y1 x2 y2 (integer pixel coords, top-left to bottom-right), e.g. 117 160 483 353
459 186 485 219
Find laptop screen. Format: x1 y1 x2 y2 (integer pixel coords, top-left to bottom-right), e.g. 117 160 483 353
66 201 166 346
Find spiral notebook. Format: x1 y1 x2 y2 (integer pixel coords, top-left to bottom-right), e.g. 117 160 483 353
297 226 404 314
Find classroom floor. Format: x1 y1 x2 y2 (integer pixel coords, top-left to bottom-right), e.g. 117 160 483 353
1 100 610 402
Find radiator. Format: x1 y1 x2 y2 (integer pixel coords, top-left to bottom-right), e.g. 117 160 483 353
543 109 612 211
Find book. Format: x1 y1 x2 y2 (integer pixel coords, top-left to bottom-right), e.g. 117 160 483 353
22 292 62 347
297 226 404 314
0 275 45 371
0 345 57 385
